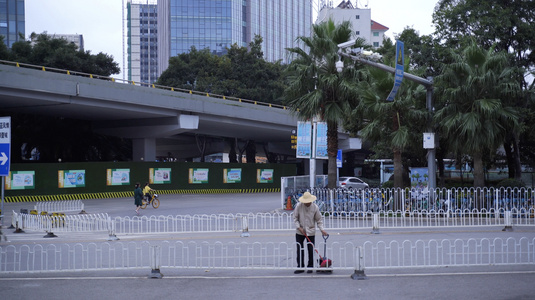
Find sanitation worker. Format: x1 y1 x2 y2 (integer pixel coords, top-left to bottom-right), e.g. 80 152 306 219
292 191 328 274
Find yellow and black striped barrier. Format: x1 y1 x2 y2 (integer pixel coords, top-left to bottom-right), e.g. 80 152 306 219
4 188 280 202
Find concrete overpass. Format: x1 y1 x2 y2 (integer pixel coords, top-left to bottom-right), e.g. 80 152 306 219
0 63 359 163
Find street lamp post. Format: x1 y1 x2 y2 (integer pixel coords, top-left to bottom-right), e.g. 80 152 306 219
336 43 436 190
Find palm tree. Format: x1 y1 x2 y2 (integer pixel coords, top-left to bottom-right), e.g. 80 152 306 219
352 57 428 188
285 19 367 188
435 42 520 187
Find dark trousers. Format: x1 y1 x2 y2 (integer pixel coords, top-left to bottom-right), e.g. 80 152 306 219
296 234 315 268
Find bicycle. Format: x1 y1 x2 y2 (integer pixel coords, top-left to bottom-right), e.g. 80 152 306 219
141 193 160 209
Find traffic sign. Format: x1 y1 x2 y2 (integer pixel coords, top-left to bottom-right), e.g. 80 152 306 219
0 116 11 176
336 149 342 168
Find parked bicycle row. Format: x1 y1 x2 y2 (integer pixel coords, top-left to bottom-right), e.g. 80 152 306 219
283 187 535 213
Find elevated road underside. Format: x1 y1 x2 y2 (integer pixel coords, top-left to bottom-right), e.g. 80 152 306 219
0 63 359 162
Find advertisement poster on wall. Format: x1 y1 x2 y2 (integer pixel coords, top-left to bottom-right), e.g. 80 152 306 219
150 168 171 184
257 169 273 183
106 169 130 186
223 168 241 183
189 168 208 184
58 170 86 188
410 167 429 189
4 171 35 190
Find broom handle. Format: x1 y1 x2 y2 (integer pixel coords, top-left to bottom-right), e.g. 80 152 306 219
303 233 321 256
323 234 329 255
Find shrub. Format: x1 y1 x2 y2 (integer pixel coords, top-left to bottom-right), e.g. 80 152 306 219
381 180 394 188
496 178 525 188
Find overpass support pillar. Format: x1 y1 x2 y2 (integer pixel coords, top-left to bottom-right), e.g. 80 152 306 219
133 138 156 162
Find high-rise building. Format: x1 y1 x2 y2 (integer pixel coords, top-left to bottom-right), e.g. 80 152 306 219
316 0 388 48
157 0 313 76
0 0 25 47
126 0 158 84
247 1 313 63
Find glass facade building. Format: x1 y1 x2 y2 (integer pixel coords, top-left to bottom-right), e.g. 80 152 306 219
0 0 25 47
158 0 312 75
127 0 158 84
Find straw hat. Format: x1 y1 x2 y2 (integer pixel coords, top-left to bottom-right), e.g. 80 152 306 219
298 192 317 203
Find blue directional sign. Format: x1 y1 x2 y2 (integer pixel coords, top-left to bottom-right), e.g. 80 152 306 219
386 40 404 101
0 116 11 177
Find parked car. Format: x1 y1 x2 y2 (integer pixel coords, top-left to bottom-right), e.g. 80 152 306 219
338 177 369 190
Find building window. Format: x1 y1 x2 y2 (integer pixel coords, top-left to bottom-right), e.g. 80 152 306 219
373 32 379 37
355 31 360 35
355 15 360 20
373 42 379 47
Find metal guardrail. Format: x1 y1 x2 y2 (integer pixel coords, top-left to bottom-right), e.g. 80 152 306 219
12 211 110 234
0 59 288 110
111 209 534 235
1 237 533 273
361 237 535 269
11 209 535 238
282 186 535 213
34 200 85 214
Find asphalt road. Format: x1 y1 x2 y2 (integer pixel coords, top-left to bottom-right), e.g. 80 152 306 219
1 193 534 300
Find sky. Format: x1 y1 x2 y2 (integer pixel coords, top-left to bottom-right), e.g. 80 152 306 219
25 0 438 80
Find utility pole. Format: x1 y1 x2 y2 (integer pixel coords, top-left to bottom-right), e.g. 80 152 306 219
337 42 436 189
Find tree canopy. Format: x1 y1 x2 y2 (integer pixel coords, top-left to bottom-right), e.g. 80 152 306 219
157 35 286 105
433 0 535 181
435 42 521 187
5 33 120 76
284 19 366 188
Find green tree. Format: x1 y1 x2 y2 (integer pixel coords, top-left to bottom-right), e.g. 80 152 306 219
383 28 455 187
434 42 521 187
225 35 286 104
157 46 224 91
285 19 366 188
0 36 11 59
349 57 428 188
157 36 285 105
433 0 535 179
11 33 120 76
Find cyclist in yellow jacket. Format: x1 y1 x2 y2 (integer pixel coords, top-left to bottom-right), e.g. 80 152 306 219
142 182 155 205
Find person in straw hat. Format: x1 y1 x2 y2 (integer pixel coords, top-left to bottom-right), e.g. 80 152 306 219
292 191 328 274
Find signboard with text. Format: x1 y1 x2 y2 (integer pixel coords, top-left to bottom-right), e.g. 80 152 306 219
0 116 11 176
58 170 86 188
189 168 209 184
5 171 35 190
223 168 242 183
106 168 130 186
315 122 328 159
257 169 274 183
296 121 311 158
150 168 171 184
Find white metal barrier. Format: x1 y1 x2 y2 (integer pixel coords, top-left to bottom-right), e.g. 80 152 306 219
361 237 535 268
283 186 535 214
9 209 534 237
34 200 85 214
15 210 109 233
110 209 534 235
1 237 533 273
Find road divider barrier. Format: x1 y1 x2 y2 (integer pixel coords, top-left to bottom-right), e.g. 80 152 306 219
1 237 533 273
